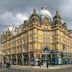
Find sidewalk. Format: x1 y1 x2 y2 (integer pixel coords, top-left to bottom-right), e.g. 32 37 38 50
10 64 72 70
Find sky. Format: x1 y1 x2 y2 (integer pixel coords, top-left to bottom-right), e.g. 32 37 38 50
0 0 72 35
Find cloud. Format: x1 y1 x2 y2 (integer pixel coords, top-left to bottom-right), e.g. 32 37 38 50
0 0 72 35
0 10 30 35
59 0 72 29
16 13 28 21
0 11 29 25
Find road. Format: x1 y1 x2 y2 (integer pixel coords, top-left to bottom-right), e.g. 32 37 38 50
0 66 72 72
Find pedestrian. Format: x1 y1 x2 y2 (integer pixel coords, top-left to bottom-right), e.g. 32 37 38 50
47 61 48 68
38 61 41 67
40 61 41 67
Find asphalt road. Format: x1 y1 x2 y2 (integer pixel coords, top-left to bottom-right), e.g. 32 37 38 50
0 67 72 72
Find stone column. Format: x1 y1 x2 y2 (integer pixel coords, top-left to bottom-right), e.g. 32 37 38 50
16 54 18 65
28 53 30 65
22 53 24 65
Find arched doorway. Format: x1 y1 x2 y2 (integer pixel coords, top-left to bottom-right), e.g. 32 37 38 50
41 47 51 66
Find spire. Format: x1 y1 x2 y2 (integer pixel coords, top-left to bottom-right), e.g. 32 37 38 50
56 10 61 18
29 8 40 24
32 8 37 15
56 10 59 16
53 10 62 24
53 10 61 19
30 8 39 19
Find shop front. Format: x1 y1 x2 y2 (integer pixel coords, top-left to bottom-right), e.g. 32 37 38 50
30 52 35 65
23 53 29 65
51 51 62 65
3 56 6 64
12 54 16 65
17 53 22 65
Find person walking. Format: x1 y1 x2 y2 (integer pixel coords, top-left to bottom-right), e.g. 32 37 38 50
38 61 41 67
47 61 48 68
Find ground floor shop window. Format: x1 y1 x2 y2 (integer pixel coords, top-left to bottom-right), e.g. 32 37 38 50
3 57 6 64
12 58 16 65
23 53 29 65
41 54 51 65
30 53 35 65
17 54 22 65
8 55 11 63
12 54 16 65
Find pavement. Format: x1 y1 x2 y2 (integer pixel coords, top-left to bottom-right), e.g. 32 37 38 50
0 64 72 72
10 64 72 70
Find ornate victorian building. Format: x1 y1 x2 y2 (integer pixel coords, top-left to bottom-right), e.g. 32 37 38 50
1 7 72 66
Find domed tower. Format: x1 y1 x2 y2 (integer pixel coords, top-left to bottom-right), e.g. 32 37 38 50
53 10 62 24
39 6 52 20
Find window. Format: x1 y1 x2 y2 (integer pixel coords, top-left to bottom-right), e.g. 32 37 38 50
47 38 50 43
30 44 34 51
29 36 32 42
12 47 16 54
63 44 65 50
33 29 37 34
23 45 28 52
29 30 32 35
24 37 27 44
44 31 50 36
54 30 58 35
55 43 57 50
43 37 50 43
18 45 22 53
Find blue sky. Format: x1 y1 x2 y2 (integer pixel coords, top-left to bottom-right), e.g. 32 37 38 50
0 0 72 35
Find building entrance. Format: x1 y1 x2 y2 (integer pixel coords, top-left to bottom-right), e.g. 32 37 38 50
41 47 51 67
